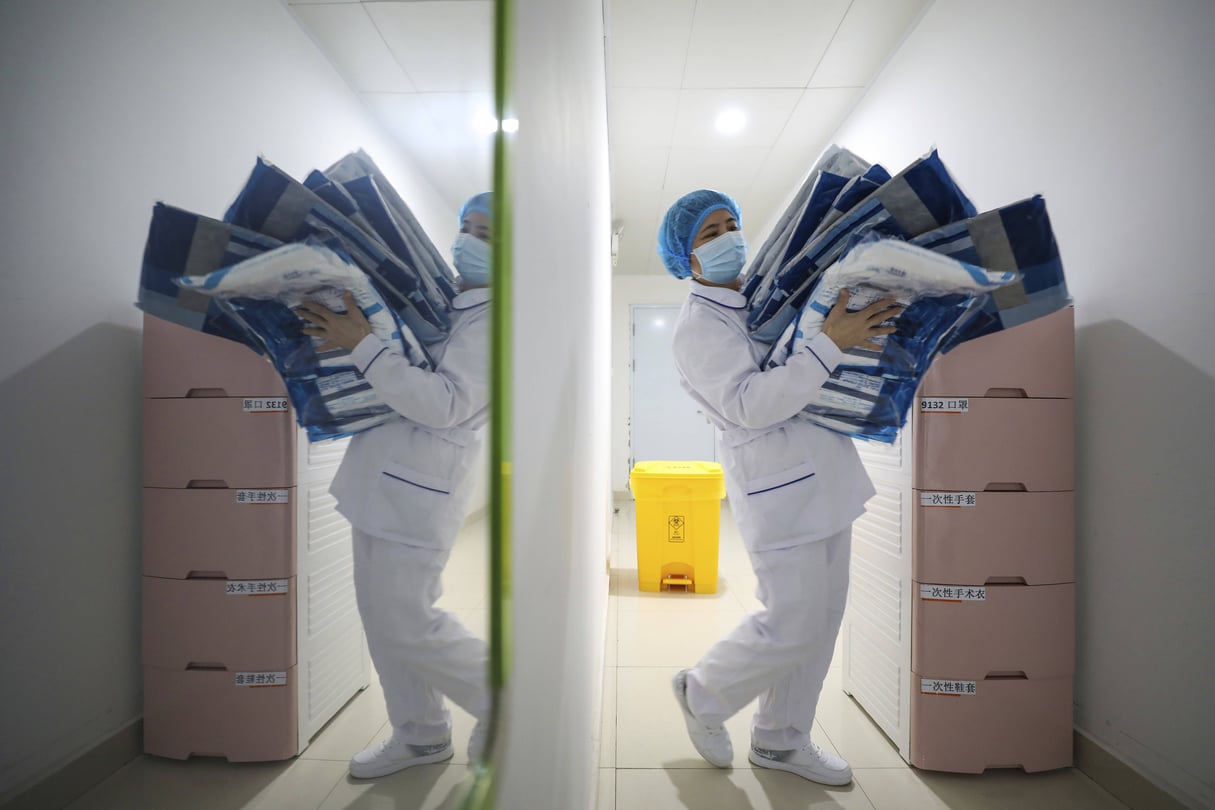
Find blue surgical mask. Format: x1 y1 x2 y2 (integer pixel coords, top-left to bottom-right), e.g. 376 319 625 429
692 230 747 284
451 233 491 286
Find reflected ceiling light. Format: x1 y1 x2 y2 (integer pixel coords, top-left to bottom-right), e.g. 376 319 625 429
715 108 746 135
475 114 520 134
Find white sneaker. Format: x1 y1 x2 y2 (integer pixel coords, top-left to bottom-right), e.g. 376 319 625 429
348 734 453 778
468 720 487 762
672 670 733 767
749 741 852 785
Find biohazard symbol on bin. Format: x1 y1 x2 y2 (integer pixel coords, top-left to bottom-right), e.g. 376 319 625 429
668 515 685 543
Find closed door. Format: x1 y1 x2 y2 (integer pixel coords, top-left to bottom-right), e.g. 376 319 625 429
630 305 716 466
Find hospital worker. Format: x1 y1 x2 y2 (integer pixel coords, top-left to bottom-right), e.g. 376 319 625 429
658 189 901 785
296 192 494 778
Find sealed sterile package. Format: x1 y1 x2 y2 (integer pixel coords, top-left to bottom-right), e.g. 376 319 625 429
223 158 449 345
765 236 1018 442
911 195 1070 351
175 241 431 441
316 150 459 308
136 203 282 349
747 149 978 343
742 145 872 303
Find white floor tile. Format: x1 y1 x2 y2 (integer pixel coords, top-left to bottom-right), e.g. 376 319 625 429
600 666 618 767
317 762 474 810
597 767 617 810
853 767 1130 810
605 603 619 668
813 687 907 769
436 566 487 610
65 756 349 810
615 767 876 809
301 687 390 762
616 611 746 668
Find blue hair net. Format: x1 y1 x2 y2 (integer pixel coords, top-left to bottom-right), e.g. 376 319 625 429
459 191 493 224
657 189 742 279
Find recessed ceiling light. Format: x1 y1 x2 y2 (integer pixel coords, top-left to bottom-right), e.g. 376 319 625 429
715 108 746 135
501 118 519 133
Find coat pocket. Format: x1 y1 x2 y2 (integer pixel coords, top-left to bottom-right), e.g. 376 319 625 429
743 461 817 496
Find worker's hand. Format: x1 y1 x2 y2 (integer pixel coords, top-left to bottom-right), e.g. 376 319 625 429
296 291 373 352
820 289 903 352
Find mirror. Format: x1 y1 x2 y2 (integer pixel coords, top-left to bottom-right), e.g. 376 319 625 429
2 0 503 807
285 1 503 805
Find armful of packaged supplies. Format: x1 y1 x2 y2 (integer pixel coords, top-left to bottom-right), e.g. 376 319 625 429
763 236 1019 443
174 241 432 441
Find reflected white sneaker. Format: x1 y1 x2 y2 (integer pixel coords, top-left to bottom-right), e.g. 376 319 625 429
468 720 487 762
672 670 733 767
349 734 453 778
749 741 852 785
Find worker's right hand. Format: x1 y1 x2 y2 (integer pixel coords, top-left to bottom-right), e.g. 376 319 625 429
820 289 903 352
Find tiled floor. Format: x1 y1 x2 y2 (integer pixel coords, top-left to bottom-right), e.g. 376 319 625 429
598 500 1130 810
63 504 1131 809
65 518 490 810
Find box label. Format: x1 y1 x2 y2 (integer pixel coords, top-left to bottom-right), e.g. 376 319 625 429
919 584 986 602
243 397 289 413
668 515 685 543
920 679 977 696
235 489 290 504
225 579 290 596
920 397 969 413
919 491 978 507
235 671 288 687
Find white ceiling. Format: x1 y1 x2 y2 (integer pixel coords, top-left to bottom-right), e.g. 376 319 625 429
287 0 931 275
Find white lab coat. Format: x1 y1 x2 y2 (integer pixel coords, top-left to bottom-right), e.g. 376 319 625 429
671 282 874 552
673 281 875 754
331 287 492 746
331 287 490 550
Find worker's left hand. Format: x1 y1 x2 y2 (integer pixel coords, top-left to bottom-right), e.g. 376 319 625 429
296 291 373 352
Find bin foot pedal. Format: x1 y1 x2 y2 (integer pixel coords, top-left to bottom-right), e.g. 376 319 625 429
662 575 692 592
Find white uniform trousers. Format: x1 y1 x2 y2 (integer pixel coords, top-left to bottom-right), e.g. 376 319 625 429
686 527 850 750
352 529 489 746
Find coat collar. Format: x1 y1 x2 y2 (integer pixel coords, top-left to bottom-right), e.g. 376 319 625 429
688 279 746 310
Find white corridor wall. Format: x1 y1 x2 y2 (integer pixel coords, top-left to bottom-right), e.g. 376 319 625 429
829 1 1214 806
497 0 613 808
0 0 453 800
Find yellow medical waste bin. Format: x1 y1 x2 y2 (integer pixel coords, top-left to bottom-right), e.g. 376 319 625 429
629 461 725 594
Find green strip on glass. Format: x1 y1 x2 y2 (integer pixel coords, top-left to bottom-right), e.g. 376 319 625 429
462 0 512 805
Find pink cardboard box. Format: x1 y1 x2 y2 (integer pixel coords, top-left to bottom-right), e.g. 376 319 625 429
912 582 1074 679
913 398 1074 492
142 397 295 489
142 314 284 399
142 576 296 671
143 665 298 761
142 487 296 580
921 307 1075 399
912 490 1074 584
911 672 1073 773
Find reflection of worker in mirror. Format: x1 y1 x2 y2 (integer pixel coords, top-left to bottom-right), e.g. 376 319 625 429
658 189 900 786
296 192 494 778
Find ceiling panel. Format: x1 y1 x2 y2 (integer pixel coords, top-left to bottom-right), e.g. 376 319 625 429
608 88 680 147
810 0 932 88
363 92 484 209
288 0 931 276
682 0 852 89
289 3 415 93
670 87 803 148
365 1 493 93
661 146 771 209
607 0 696 89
